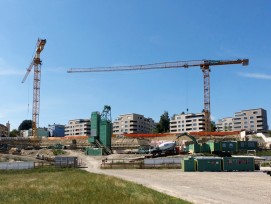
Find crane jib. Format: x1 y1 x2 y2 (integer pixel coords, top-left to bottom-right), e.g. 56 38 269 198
67 59 248 73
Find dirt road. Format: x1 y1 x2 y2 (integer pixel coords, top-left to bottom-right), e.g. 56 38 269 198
69 151 271 204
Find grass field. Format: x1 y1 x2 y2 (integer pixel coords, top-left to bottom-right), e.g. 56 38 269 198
0 167 191 204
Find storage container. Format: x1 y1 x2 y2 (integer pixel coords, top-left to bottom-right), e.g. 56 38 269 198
238 141 258 151
221 141 237 152
182 157 196 172
195 157 222 172
189 143 201 153
85 147 104 156
201 143 211 153
207 141 221 152
222 157 254 171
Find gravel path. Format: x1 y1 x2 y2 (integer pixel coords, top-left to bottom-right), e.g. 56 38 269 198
69 151 271 204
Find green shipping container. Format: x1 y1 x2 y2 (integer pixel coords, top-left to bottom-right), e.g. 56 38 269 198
201 143 211 153
207 141 221 152
238 141 258 151
182 157 196 172
221 141 237 152
86 147 104 156
223 157 254 171
189 143 201 153
196 157 222 172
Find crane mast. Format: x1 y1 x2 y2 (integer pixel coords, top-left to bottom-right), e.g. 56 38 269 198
22 39 46 138
68 58 248 132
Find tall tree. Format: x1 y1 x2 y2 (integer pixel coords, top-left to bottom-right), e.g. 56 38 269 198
18 120 32 131
211 121 216 132
156 111 170 133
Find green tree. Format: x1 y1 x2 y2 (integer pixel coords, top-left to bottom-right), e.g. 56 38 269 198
156 111 170 133
211 121 216 132
18 120 32 131
9 129 19 137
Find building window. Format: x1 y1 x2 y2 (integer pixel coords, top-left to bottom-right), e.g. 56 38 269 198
250 116 254 119
250 121 254 123
253 111 258 114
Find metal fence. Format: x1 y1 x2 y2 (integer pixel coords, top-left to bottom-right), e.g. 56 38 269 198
101 158 182 169
0 161 34 170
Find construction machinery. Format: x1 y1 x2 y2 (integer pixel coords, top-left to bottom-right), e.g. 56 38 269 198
86 105 112 155
22 39 46 139
68 59 248 132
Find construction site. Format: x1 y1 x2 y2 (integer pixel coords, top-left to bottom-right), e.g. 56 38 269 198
0 39 270 204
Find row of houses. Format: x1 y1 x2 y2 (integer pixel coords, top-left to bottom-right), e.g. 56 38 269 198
0 108 269 137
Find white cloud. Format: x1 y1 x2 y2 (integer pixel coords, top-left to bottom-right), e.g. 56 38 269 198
237 72 271 80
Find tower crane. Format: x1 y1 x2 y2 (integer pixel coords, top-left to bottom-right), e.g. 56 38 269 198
22 38 46 139
67 58 248 132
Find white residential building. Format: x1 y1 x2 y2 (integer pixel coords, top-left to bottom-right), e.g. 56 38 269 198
232 108 268 132
113 113 156 134
216 117 233 132
170 112 205 133
65 119 90 136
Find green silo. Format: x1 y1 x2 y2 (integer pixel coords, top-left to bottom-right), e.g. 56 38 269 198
89 111 100 142
100 120 112 148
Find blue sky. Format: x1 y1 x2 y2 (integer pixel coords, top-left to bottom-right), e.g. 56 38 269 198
0 0 270 130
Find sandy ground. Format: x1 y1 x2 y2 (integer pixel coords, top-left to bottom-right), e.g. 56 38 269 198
67 150 271 204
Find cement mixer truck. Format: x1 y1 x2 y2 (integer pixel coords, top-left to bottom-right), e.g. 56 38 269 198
149 141 177 157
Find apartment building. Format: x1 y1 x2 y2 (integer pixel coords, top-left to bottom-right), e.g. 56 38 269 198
113 113 156 134
216 117 233 132
65 119 90 136
0 122 10 137
48 124 65 137
232 108 268 132
170 112 205 133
